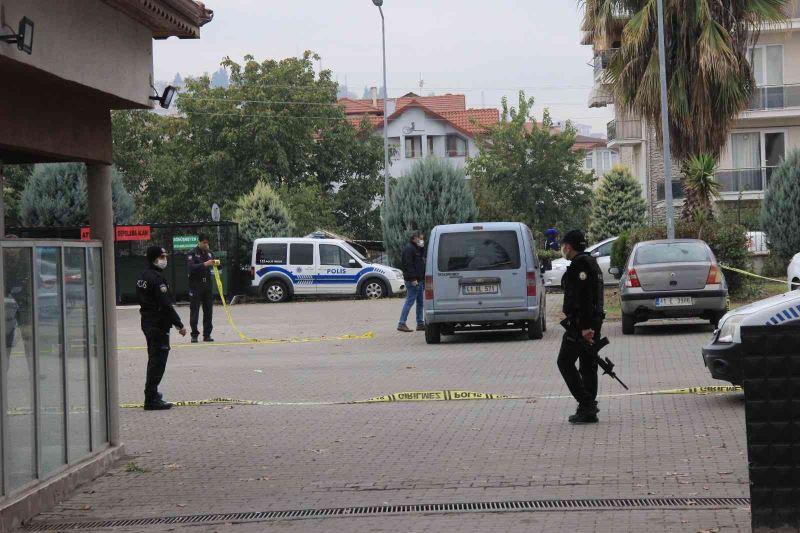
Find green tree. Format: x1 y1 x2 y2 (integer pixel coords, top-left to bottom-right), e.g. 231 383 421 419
382 158 478 266
761 150 800 260
1 164 33 227
467 92 594 232
583 0 787 162
588 165 646 241
233 180 295 258
19 163 135 227
681 154 721 221
279 182 336 237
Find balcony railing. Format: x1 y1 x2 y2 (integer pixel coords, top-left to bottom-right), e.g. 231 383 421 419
607 119 642 142
656 180 686 201
593 48 618 81
715 167 776 193
746 85 800 112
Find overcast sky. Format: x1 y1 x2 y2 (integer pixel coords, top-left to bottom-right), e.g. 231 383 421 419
153 0 613 133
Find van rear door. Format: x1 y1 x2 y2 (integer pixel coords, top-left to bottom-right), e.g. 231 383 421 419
433 228 527 311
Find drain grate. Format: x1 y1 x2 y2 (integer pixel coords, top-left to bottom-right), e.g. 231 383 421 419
26 497 751 531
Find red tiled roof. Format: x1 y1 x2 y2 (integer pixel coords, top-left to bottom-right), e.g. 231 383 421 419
572 134 607 150
440 109 500 135
338 94 467 116
339 98 382 115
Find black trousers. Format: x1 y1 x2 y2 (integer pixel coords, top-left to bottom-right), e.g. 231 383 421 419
189 284 213 338
143 326 170 402
557 325 601 407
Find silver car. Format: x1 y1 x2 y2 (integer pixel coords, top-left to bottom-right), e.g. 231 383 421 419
612 239 728 335
543 236 618 288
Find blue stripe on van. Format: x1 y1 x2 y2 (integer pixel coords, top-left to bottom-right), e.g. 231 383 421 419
256 266 376 285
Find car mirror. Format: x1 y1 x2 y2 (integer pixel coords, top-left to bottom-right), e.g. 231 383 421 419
348 259 359 267
591 251 601 258
609 267 621 279
540 264 546 274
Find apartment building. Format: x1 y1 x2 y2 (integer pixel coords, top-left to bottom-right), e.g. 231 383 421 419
585 5 800 220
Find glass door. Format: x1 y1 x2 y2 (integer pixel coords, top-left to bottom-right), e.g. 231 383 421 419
764 132 786 188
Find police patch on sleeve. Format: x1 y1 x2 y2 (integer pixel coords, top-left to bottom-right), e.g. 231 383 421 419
579 271 588 281
160 284 168 293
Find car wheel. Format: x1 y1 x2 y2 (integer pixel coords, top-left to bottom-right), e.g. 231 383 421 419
527 315 544 340
362 279 386 299
622 313 635 335
263 280 289 303
425 323 441 344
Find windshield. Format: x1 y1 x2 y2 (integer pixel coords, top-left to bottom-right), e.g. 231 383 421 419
342 242 369 263
437 231 521 272
635 242 710 265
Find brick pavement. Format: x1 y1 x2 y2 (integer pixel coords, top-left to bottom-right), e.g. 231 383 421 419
21 295 752 532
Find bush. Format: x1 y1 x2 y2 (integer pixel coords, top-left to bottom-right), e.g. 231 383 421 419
19 163 135 227
588 166 646 241
610 232 629 270
233 180 295 258
614 220 749 295
762 150 800 260
382 158 478 266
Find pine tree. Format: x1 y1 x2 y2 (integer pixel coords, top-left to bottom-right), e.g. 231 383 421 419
761 150 800 260
382 158 478 266
233 180 295 258
588 165 646 242
19 163 135 227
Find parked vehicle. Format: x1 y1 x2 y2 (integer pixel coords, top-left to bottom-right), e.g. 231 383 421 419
543 236 618 288
702 290 800 385
250 238 405 302
788 252 800 291
423 222 546 344
611 239 729 335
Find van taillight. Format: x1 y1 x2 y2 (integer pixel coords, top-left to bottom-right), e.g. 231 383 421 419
526 272 537 296
424 275 434 300
250 267 255 280
707 264 722 285
626 268 641 288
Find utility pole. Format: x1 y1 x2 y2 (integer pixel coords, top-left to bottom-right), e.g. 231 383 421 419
373 0 390 206
656 0 675 239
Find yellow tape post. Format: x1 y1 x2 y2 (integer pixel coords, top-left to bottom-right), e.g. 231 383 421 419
720 264 786 285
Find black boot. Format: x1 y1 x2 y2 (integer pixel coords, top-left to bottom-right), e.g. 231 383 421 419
144 398 173 411
191 335 199 343
203 336 214 342
568 403 599 424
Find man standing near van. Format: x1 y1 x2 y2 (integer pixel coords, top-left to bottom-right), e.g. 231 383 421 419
557 230 605 424
187 234 216 343
398 230 426 333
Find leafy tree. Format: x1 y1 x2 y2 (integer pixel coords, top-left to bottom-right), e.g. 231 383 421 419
233 180 295 258
467 91 594 232
382 158 478 266
588 165 646 241
761 150 800 260
681 154 721 221
583 0 787 162
19 163 134 227
279 182 336 237
1 164 33 227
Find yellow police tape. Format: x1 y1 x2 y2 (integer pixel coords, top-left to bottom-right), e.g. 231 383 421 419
212 264 260 343
116 386 744 409
720 264 787 285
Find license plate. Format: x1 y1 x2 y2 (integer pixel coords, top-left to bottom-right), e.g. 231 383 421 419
655 297 693 307
463 284 499 295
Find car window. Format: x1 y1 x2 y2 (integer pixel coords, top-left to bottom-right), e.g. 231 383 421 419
635 243 709 265
255 243 287 265
289 244 314 266
595 241 614 257
342 242 369 263
320 244 360 268
437 231 521 272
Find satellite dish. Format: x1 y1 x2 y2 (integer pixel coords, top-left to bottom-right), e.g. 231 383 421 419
211 203 220 222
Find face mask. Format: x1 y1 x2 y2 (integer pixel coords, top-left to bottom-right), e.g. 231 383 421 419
155 258 168 270
417 240 425 248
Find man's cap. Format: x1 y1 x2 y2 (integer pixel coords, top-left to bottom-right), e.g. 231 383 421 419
561 229 588 251
146 246 167 263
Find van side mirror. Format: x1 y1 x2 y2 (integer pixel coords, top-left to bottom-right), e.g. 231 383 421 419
592 251 601 258
609 267 621 279
539 264 546 274
348 258 359 267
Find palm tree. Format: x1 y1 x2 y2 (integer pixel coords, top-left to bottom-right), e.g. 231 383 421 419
581 0 788 162
681 154 721 221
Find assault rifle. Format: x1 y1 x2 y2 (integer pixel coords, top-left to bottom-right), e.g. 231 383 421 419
560 319 629 390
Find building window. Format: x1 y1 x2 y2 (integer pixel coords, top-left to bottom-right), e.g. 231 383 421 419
585 152 594 170
446 135 468 157
427 136 435 156
405 136 422 158
611 151 619 167
748 45 784 109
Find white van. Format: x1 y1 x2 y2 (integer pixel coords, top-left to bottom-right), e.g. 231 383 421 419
702 290 800 384
250 238 405 303
423 222 547 344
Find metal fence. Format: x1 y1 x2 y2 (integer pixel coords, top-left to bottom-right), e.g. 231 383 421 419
0 240 108 499
715 167 775 193
607 119 642 142
746 85 800 111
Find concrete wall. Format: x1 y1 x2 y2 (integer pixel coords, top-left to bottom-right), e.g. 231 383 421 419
0 0 154 109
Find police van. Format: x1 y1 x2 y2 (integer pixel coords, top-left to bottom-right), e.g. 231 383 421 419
702 289 800 385
250 238 406 303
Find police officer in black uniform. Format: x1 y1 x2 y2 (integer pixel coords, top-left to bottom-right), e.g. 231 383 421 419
137 246 186 410
187 234 216 343
557 230 605 424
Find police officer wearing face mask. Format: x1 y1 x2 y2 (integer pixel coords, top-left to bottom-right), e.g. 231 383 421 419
137 246 186 410
187 234 216 343
557 230 605 424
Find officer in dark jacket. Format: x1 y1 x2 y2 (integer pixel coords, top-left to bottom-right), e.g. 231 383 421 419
397 230 426 332
557 230 605 424
187 234 216 343
137 246 186 410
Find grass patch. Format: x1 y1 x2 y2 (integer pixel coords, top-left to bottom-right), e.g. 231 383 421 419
124 461 148 474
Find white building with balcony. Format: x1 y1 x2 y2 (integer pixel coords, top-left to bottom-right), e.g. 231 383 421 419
339 93 499 178
584 5 800 219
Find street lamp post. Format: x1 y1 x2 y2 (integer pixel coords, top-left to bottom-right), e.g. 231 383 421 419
373 0 390 205
656 0 675 239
